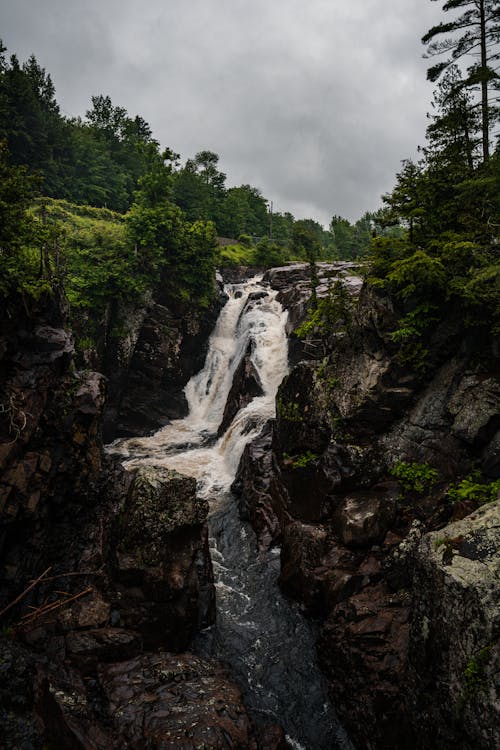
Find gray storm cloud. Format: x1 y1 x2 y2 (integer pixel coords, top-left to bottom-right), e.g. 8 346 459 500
1 0 444 224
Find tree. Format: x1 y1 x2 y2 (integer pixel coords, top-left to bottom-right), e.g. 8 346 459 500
382 160 426 243
172 151 226 227
0 139 39 255
424 65 482 170
292 220 322 307
422 0 500 162
219 185 268 237
270 211 295 245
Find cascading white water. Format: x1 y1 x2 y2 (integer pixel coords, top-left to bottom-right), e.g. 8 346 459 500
108 275 352 750
109 276 289 501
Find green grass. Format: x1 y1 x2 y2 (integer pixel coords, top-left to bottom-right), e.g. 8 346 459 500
218 242 257 267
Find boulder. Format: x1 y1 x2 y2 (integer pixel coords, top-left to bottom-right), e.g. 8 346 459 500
333 486 398 548
111 465 215 649
38 651 269 750
218 340 264 436
408 500 500 750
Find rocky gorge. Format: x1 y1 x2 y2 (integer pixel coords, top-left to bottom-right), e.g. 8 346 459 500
0 262 498 749
236 263 499 749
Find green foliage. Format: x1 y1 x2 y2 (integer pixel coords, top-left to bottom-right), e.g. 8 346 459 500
291 219 322 263
295 281 353 339
447 473 500 505
387 250 446 300
421 0 499 163
218 184 268 238
31 199 144 312
218 242 256 267
389 302 441 373
276 399 302 422
0 46 166 212
463 647 492 696
390 461 440 495
253 236 285 268
289 451 319 469
390 303 440 343
126 183 217 305
330 213 374 259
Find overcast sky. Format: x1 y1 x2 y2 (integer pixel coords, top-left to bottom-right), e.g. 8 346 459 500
2 0 445 225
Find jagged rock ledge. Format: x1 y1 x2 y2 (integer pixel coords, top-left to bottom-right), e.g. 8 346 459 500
234 269 499 749
0 289 286 749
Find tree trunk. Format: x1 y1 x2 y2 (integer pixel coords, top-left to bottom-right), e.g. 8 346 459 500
479 0 490 162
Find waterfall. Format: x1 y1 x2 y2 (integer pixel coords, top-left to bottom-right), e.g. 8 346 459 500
109 276 352 750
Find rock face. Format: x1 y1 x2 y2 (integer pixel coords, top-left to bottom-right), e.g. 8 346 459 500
1 288 281 750
37 651 271 749
408 501 500 750
110 465 215 649
218 341 264 436
236 272 499 749
0 291 105 611
101 280 226 440
0 453 224 748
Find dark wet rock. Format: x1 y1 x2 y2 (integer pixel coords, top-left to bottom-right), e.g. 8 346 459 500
0 638 43 750
333 485 398 548
65 627 142 665
279 521 329 610
319 582 412 749
218 341 264 436
232 421 288 549
256 725 289 749
0 292 106 619
381 358 497 476
100 653 258 749
235 273 500 748
98 274 226 440
220 265 260 283
407 501 500 750
38 651 270 750
264 261 362 336
111 465 215 650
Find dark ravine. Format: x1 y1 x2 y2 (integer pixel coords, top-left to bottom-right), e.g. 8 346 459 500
0 283 284 749
0 263 498 750
237 265 499 750
107 271 353 749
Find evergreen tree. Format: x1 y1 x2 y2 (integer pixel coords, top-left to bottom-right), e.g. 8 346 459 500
424 65 482 170
422 0 500 162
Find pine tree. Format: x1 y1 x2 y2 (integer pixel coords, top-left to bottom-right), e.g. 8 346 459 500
422 0 500 162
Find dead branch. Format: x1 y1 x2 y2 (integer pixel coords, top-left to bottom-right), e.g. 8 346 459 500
0 566 52 619
17 587 93 628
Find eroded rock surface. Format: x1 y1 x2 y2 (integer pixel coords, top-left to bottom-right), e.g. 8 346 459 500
237 275 499 749
36 651 286 750
102 281 226 439
408 501 500 750
111 465 214 649
218 340 264 436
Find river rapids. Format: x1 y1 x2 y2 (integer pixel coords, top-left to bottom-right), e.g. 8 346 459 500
109 275 353 750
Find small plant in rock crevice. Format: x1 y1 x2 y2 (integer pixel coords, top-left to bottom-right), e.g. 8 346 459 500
276 398 302 422
447 472 500 505
288 451 319 470
463 646 492 697
390 461 440 496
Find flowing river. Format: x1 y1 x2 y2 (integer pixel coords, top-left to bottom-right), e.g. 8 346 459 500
109 276 352 749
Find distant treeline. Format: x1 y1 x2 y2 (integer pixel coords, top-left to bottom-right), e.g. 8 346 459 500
0 41 383 261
